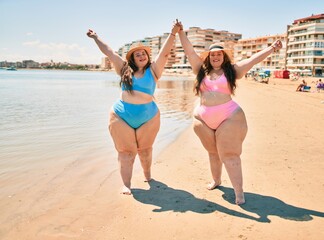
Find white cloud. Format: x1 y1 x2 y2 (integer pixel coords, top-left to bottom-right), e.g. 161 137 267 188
23 40 40 46
38 42 85 52
26 32 33 36
18 40 99 64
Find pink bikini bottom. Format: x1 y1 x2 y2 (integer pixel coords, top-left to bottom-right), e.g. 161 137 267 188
194 100 239 130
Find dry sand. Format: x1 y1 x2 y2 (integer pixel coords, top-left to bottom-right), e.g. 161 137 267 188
1 77 324 240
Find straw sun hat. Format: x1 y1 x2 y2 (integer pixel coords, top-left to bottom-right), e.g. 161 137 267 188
200 43 232 60
126 42 151 61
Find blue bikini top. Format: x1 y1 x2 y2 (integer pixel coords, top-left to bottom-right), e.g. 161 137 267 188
122 67 156 96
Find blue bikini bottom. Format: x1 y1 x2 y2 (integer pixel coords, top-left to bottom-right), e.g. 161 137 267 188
112 99 158 129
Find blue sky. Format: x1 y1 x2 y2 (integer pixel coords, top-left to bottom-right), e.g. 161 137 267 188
0 0 323 64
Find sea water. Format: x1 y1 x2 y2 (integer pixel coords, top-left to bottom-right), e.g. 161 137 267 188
0 69 196 193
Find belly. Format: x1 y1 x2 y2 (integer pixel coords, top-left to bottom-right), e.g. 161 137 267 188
200 91 232 106
121 90 153 104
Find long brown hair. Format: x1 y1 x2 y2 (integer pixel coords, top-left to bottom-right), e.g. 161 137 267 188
120 50 151 93
194 51 236 95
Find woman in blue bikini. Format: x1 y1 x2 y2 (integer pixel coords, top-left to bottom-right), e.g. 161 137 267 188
87 21 180 195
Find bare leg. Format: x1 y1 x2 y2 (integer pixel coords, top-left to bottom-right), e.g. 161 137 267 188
109 111 137 195
118 152 136 194
222 156 244 204
192 118 222 190
207 152 222 190
216 108 248 205
136 112 160 182
137 147 153 182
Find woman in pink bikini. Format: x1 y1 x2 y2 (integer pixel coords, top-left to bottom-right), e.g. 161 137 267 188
177 21 282 204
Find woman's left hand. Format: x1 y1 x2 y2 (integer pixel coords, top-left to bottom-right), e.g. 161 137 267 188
271 40 282 51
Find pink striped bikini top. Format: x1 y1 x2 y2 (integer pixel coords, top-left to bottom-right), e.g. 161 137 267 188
200 73 231 95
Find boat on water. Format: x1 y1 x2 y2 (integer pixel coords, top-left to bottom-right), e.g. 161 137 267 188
6 66 17 71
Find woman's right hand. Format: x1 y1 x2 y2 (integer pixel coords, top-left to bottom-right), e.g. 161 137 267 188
86 29 98 39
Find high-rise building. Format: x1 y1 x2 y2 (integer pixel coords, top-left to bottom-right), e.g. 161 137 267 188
234 34 287 71
151 33 176 69
173 27 242 70
117 34 176 69
286 13 324 76
101 57 113 70
116 27 241 71
118 38 151 60
22 60 40 68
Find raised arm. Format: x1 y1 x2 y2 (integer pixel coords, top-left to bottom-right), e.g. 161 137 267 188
86 29 125 75
150 20 181 79
177 21 203 75
234 40 282 79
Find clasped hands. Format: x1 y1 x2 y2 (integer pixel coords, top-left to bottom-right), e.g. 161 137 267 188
171 19 183 36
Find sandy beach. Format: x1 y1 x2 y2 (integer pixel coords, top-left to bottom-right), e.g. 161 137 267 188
1 77 324 240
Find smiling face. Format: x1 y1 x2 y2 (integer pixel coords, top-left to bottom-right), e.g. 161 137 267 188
209 50 224 69
132 49 149 68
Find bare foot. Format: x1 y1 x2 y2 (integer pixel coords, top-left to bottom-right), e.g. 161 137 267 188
121 186 132 195
144 171 151 182
207 180 221 190
235 192 245 205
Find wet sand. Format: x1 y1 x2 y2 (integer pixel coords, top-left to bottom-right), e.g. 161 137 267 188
1 77 324 240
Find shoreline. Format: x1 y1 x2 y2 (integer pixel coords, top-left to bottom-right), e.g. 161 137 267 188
3 67 322 87
3 67 322 81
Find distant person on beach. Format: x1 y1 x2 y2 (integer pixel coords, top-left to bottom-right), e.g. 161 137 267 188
296 79 307 91
86 21 181 195
260 78 269 84
316 79 324 92
176 20 282 205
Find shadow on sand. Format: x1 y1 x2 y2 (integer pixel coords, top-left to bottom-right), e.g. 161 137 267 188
218 186 324 223
132 180 324 223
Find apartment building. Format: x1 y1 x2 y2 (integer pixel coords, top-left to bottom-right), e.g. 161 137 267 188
118 38 151 60
116 27 241 72
234 34 287 71
101 57 113 70
22 60 40 68
118 34 176 69
286 13 324 76
114 14 324 78
157 33 176 69
173 27 241 70
150 35 161 62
